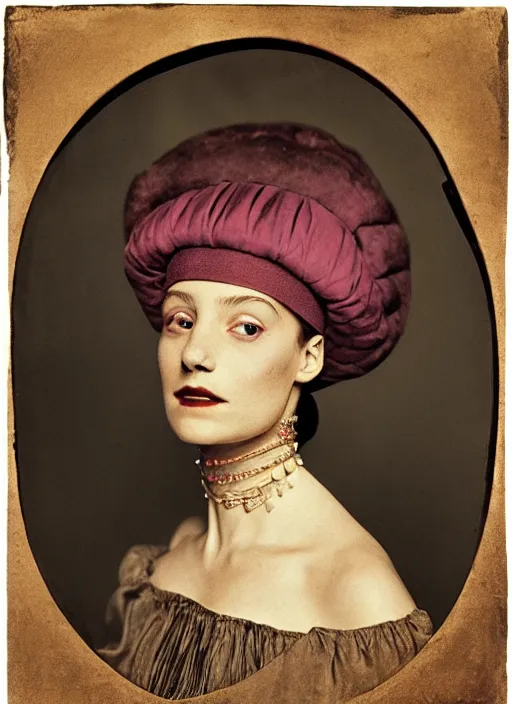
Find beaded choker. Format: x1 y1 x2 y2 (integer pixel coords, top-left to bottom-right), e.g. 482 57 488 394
197 416 303 513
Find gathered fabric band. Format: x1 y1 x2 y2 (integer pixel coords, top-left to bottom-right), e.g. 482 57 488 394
165 248 325 333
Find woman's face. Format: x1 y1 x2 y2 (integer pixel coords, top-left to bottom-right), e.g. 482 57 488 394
158 280 321 447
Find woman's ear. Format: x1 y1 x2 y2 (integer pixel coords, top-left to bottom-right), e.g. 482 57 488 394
295 335 324 384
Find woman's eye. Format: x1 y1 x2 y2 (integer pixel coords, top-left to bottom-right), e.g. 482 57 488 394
231 322 262 337
166 314 194 331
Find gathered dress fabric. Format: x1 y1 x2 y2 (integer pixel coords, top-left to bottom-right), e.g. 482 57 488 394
97 545 433 702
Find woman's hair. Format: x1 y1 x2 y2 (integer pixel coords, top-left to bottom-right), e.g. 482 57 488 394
297 319 319 348
295 318 321 449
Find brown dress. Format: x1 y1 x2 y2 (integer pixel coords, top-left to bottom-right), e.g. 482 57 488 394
98 545 434 702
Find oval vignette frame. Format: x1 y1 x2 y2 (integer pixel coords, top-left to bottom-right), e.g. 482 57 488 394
6 6 506 704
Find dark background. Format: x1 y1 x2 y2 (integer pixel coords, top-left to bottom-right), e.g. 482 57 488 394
12 45 495 649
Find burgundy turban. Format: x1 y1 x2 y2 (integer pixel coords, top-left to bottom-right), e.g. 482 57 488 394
124 123 410 390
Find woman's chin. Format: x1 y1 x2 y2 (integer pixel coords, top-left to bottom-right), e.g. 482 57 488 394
168 416 234 446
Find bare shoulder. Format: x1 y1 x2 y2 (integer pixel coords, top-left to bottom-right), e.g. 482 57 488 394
317 538 417 630
169 515 206 550
150 516 206 592
149 516 205 592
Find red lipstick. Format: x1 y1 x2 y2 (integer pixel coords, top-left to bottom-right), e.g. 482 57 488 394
174 386 226 407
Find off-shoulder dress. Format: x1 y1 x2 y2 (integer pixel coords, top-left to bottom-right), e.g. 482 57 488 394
98 545 433 702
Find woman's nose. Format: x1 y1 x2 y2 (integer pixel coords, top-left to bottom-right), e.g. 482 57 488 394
181 327 216 372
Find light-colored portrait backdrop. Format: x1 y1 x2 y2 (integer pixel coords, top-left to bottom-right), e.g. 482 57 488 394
7 6 506 704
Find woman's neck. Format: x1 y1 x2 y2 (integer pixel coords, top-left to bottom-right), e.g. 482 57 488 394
197 423 309 557
202 466 307 558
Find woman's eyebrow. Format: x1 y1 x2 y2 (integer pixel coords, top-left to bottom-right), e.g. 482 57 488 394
164 290 195 307
217 295 280 317
164 291 280 317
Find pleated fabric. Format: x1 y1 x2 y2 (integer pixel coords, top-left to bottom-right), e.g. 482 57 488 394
97 545 433 701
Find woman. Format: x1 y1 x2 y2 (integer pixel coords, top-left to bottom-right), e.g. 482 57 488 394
98 123 433 701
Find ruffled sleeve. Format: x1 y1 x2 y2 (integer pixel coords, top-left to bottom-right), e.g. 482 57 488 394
97 544 169 674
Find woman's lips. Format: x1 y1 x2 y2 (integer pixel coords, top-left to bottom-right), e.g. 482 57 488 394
174 386 226 407
177 398 223 407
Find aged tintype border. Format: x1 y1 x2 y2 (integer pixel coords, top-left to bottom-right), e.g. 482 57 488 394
6 5 506 703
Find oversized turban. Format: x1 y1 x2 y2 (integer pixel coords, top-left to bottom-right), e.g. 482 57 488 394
124 123 411 390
